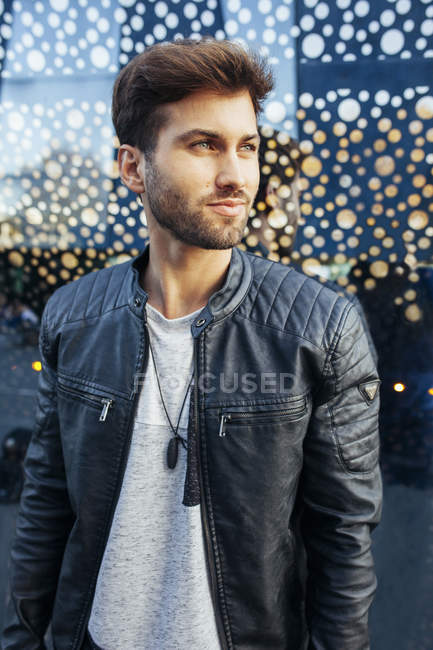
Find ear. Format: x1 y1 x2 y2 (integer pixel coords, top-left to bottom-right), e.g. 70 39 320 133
118 144 146 195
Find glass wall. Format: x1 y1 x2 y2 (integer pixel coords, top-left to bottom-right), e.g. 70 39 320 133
0 1 432 648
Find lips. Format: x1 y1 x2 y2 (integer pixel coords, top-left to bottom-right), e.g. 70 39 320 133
207 200 246 217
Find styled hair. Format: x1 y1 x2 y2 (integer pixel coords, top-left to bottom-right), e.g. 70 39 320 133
112 38 274 157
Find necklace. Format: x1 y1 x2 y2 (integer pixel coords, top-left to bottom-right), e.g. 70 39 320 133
147 332 194 470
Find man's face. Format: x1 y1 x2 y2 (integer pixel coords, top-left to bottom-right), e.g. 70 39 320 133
140 89 260 250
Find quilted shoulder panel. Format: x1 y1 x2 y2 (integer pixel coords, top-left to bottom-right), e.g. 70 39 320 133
43 260 133 330
240 253 350 351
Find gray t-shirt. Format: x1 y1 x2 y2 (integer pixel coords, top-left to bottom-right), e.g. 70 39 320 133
88 303 221 649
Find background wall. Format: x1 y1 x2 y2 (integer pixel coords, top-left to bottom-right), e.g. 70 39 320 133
0 1 432 648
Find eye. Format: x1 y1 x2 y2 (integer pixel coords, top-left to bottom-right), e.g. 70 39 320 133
192 141 212 150
240 143 257 152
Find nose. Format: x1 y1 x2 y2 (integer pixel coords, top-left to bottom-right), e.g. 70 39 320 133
215 151 246 192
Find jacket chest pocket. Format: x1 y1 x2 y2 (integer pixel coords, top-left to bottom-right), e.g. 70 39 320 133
205 396 310 522
218 397 308 437
57 382 115 422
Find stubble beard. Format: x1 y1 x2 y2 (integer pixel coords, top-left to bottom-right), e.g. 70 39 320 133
144 158 251 250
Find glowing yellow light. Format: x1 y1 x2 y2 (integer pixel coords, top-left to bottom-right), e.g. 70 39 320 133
32 361 42 372
393 383 406 393
428 388 433 396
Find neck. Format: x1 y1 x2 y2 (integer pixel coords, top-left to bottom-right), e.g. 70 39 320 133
141 229 232 319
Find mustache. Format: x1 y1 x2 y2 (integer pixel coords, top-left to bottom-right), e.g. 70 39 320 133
201 190 251 204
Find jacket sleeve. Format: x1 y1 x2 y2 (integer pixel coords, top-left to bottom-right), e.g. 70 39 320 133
344 291 378 367
1 300 74 650
301 302 382 650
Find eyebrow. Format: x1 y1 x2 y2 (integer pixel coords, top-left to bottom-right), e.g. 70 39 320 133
174 129 260 144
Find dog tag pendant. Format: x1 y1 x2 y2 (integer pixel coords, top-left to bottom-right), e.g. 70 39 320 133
167 436 178 469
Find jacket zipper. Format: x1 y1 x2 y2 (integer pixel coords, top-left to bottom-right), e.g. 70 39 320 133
193 337 230 650
218 402 306 437
75 311 149 650
58 383 114 422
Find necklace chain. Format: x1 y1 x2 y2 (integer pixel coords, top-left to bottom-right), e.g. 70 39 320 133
147 331 194 458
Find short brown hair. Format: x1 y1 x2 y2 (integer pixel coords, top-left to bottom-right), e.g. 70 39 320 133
112 38 274 157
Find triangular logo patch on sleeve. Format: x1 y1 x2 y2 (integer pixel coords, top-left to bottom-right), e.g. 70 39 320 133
359 380 381 404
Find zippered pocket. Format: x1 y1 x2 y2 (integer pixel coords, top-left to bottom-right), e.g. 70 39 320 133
57 383 114 422
218 399 307 437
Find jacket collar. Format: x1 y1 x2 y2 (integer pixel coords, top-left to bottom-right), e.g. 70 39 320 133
128 243 252 336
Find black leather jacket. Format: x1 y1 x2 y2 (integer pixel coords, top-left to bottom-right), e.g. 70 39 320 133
2 247 382 650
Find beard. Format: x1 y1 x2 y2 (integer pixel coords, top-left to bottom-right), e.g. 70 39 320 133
143 157 252 250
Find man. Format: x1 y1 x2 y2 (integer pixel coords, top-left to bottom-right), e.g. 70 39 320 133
2 39 382 650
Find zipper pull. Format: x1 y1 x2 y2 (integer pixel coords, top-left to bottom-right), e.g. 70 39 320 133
99 398 113 422
218 413 231 437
